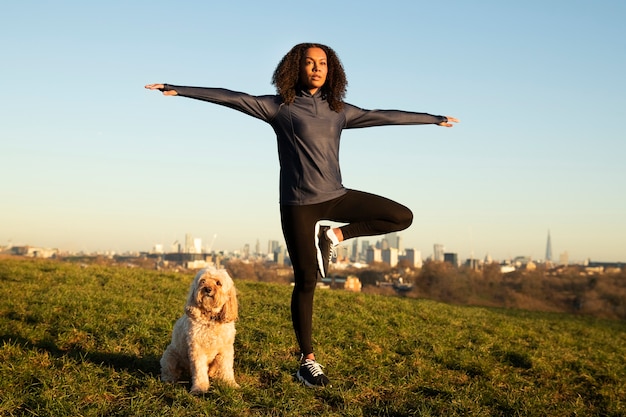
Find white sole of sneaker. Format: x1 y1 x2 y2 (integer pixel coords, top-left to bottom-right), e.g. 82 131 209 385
296 371 328 388
314 222 326 278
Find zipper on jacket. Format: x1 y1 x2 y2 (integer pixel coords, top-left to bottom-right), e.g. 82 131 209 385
312 92 319 116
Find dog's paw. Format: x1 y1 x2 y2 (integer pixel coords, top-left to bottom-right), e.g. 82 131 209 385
225 380 240 389
189 386 209 396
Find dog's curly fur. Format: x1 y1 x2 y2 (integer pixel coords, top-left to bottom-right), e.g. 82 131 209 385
160 267 239 393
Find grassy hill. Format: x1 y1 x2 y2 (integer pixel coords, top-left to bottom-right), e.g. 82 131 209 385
1 257 625 416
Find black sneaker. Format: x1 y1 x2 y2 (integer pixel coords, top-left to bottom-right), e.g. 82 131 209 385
297 359 330 388
315 224 334 278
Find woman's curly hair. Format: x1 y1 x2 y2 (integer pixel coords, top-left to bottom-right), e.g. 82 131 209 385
272 43 348 112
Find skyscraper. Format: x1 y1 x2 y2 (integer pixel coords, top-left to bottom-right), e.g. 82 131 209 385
444 252 459 267
382 247 399 267
404 248 423 268
351 239 359 261
545 230 553 262
268 240 280 255
385 232 399 249
433 244 445 262
366 246 382 264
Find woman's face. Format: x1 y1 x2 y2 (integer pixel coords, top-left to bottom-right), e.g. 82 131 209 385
299 47 327 94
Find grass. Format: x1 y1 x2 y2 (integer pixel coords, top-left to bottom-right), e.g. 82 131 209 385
1 257 625 416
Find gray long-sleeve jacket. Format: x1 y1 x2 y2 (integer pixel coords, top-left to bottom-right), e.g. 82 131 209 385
163 85 447 205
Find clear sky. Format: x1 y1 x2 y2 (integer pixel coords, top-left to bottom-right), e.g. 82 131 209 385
2 1 625 262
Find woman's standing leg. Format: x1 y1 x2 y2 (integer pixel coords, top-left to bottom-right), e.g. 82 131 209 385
280 203 332 387
280 204 321 357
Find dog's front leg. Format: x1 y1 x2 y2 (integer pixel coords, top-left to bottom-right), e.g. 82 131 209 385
189 351 211 394
210 346 239 388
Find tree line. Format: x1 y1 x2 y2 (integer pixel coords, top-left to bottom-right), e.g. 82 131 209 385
226 259 626 321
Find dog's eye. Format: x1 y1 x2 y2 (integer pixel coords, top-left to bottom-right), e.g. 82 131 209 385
199 279 206 285
216 280 222 287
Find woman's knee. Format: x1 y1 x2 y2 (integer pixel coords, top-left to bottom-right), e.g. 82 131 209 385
293 268 319 293
396 206 413 231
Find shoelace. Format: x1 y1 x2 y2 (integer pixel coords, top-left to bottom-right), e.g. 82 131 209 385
302 360 325 377
328 244 337 261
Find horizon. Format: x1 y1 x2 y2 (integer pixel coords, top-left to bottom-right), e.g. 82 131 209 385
5 231 624 265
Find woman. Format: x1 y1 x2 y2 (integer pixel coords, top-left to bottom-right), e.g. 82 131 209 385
146 42 458 388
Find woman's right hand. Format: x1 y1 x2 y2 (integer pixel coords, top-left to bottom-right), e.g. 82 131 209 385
144 83 178 96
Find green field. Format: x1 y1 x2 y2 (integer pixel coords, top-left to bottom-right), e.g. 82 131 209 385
1 257 625 416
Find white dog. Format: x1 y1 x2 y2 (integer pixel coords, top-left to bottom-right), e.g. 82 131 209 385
160 267 239 393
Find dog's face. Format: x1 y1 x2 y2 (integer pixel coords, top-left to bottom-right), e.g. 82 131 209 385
186 268 238 323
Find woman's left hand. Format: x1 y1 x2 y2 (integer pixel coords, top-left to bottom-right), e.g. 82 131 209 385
438 116 459 128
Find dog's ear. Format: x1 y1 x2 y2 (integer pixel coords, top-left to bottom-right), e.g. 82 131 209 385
186 271 205 308
218 286 238 323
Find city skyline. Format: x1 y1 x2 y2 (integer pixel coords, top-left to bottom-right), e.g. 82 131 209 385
2 2 625 264
5 228 619 265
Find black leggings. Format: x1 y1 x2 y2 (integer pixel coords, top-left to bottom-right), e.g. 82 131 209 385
280 189 413 356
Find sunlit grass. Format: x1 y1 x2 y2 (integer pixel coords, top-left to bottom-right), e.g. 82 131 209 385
1 257 625 416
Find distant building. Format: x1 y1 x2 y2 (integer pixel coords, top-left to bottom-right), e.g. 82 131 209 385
444 252 458 266
587 261 625 269
386 232 398 247
524 260 537 271
513 256 532 267
274 249 285 265
186 259 215 270
185 234 194 253
164 252 207 264
335 245 349 262
403 248 423 268
360 240 370 261
382 248 399 267
546 230 553 262
268 240 280 255
193 238 202 254
351 239 359 262
383 232 404 254
366 246 382 264
344 276 362 292
465 258 481 269
8 246 58 258
434 244 445 262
